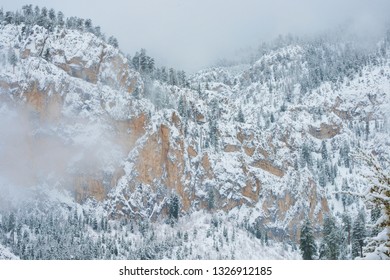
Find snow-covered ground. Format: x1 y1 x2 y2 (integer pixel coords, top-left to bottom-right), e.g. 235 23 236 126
0 18 389 259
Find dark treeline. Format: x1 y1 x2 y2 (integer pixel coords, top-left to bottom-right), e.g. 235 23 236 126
128 48 189 87
0 200 182 260
0 200 270 260
0 5 112 44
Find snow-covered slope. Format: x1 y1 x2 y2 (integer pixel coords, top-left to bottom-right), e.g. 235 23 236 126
0 244 19 260
0 19 389 259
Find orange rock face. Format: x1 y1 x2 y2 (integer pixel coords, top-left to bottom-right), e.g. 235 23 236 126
74 174 106 202
251 160 284 178
0 27 335 243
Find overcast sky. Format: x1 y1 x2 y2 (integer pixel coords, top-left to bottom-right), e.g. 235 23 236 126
2 0 390 72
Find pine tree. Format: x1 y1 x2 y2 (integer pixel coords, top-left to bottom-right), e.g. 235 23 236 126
177 70 187 87
48 8 56 22
84 18 92 31
92 217 98 231
318 163 326 187
36 7 48 27
209 120 218 150
351 212 366 258
255 226 262 240
75 18 84 31
148 57 155 75
177 95 186 118
340 212 352 259
300 143 312 168
197 83 202 95
237 107 245 123
209 98 219 120
8 49 17 73
160 67 168 83
168 68 177 86
322 214 341 259
7 212 16 233
132 87 140 100
169 195 180 221
22 5 33 24
34 6 40 19
294 158 299 170
108 36 119 48
321 141 328 160
365 119 370 141
132 52 140 71
57 11 64 27
341 178 353 210
299 218 317 260
5 11 14 24
207 188 215 210
139 49 148 73
270 113 275 123
357 152 390 259
342 142 350 168
153 67 161 80
44 48 51 61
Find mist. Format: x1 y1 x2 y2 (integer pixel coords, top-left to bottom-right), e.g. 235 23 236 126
1 0 390 72
0 101 124 198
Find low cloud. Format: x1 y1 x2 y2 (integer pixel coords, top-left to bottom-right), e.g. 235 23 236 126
0 101 124 195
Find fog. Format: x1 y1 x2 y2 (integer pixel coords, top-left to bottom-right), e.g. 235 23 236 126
2 0 390 72
0 102 124 196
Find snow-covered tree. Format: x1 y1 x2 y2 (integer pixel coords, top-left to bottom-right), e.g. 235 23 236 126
22 5 33 24
84 18 92 31
8 49 17 73
160 67 168 83
300 143 312 168
351 212 366 258
321 214 341 259
132 52 140 71
57 11 64 27
209 120 218 150
107 36 119 48
207 188 215 210
340 212 352 259
299 218 317 259
169 194 180 221
318 163 327 187
237 107 245 123
132 87 140 100
321 141 328 160
177 95 186 118
357 152 390 259
168 68 177 86
139 49 148 73
341 178 353 210
148 57 155 75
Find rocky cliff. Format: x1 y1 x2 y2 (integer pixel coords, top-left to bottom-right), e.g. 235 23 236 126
1 22 389 244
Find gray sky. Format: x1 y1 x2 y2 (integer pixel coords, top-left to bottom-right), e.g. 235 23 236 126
2 0 390 72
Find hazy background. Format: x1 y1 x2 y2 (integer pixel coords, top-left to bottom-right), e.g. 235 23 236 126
2 0 390 72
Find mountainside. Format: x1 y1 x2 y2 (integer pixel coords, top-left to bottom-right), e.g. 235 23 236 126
0 9 389 259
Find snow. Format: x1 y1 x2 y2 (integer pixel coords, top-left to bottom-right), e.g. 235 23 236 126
1 20 390 259
0 244 19 260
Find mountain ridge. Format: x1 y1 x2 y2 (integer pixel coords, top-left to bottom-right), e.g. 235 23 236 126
0 9 389 259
